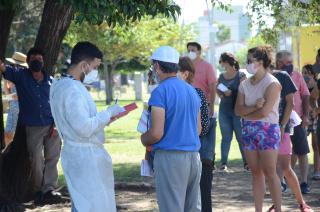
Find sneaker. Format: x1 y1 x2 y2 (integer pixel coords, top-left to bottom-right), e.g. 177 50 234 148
267 205 275 212
244 163 250 172
311 172 320 181
35 190 66 206
219 164 228 172
300 182 311 194
281 181 287 193
300 202 313 212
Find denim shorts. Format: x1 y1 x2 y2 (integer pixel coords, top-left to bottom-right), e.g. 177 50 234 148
241 120 280 151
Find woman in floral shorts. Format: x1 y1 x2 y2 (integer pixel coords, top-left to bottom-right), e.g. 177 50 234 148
235 46 282 212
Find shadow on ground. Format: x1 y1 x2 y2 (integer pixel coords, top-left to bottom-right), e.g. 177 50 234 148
27 160 320 212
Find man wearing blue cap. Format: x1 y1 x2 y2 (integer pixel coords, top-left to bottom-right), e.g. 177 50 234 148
141 46 202 212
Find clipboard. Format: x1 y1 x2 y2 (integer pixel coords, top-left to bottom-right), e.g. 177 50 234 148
110 103 138 121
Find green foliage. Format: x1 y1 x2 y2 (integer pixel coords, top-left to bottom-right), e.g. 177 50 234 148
64 16 196 71
60 0 181 26
247 0 320 45
6 0 43 56
216 23 231 43
0 0 24 10
210 0 233 13
236 35 267 67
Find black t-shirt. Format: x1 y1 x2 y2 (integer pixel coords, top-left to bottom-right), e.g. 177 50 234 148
273 71 297 133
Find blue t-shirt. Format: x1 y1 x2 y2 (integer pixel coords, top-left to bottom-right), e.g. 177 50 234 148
149 77 201 152
273 71 297 133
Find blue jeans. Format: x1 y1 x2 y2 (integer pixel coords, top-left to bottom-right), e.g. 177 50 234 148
199 118 216 162
219 106 246 165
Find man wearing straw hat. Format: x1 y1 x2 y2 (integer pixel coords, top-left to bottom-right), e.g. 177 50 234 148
5 52 28 68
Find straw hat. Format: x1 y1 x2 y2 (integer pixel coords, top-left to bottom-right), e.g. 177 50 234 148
5 52 28 68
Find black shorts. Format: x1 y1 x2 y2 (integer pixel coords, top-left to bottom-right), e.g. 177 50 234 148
290 124 310 155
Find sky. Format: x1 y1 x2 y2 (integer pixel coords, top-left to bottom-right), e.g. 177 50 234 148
174 0 250 23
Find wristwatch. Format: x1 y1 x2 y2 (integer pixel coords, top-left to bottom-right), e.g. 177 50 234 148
279 123 285 128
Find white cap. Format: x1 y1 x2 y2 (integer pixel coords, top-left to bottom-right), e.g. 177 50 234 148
150 46 180 64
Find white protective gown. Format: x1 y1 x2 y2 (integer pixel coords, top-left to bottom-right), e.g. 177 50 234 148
50 77 116 212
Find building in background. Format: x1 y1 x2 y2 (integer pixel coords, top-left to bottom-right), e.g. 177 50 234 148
196 5 251 66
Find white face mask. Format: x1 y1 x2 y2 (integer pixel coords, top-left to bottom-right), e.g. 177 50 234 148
148 84 158 93
246 63 258 75
188 51 197 60
83 69 99 85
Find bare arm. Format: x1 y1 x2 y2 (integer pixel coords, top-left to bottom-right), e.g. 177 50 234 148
0 60 5 72
141 106 165 146
244 83 281 120
234 92 259 117
3 80 10 95
301 95 310 128
281 93 294 126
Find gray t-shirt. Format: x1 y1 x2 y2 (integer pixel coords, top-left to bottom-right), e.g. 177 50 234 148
218 71 245 108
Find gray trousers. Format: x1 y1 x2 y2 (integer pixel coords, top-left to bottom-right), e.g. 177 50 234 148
154 150 202 212
26 125 61 193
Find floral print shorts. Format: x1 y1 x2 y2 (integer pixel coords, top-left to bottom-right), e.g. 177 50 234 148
241 120 280 151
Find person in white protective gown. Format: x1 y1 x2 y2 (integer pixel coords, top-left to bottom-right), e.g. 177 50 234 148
49 42 124 212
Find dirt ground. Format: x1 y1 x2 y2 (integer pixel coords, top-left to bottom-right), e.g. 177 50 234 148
26 166 320 212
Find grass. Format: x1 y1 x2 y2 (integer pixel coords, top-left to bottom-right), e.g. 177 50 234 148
52 87 316 185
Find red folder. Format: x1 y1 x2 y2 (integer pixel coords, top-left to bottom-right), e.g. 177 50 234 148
110 103 138 122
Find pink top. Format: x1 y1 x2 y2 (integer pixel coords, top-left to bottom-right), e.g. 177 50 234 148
290 71 310 117
192 59 217 102
239 73 281 124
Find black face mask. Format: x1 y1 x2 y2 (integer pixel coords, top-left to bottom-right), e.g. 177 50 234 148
282 64 293 75
29 60 43 72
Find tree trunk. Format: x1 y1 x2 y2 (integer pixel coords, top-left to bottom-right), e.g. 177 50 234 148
104 62 114 105
34 0 74 76
0 9 15 60
0 9 15 149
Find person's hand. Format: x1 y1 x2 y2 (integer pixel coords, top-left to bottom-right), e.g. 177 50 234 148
50 125 58 138
107 104 125 117
302 115 309 129
255 98 265 109
224 89 232 97
0 59 5 72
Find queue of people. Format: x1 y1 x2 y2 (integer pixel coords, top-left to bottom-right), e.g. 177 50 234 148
0 40 318 212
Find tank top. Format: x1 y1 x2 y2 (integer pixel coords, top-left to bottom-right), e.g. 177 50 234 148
238 73 281 124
